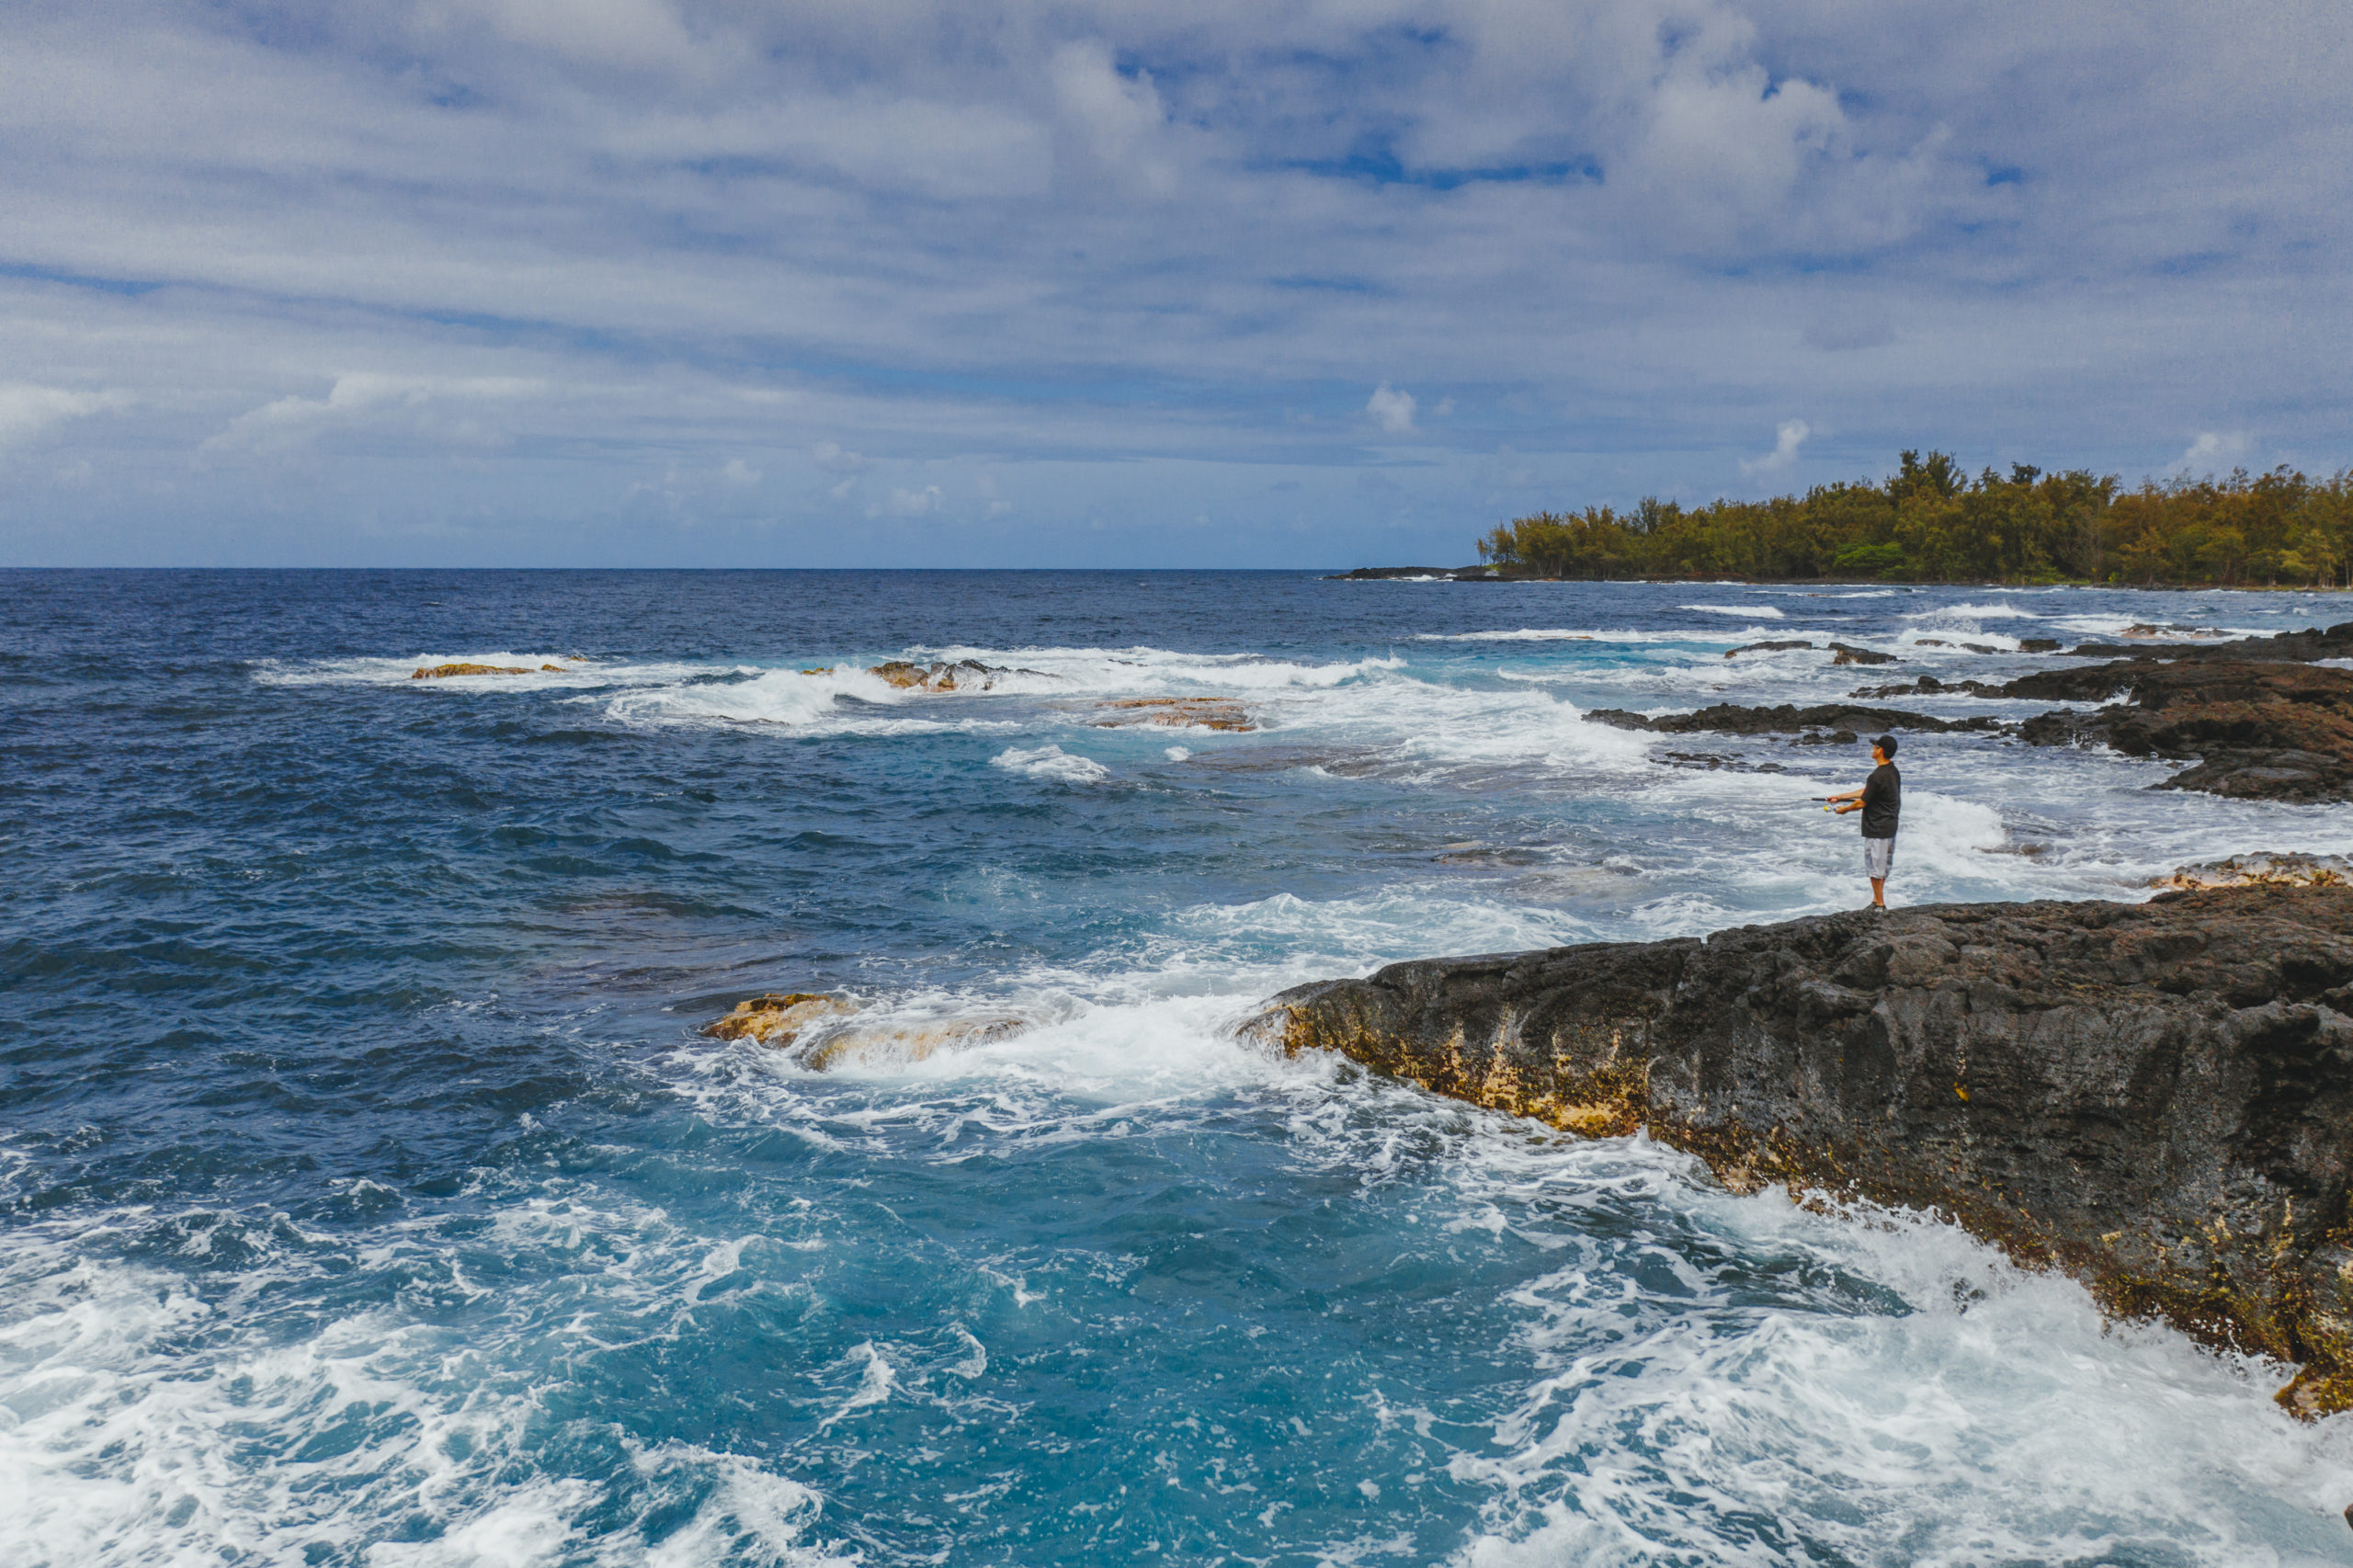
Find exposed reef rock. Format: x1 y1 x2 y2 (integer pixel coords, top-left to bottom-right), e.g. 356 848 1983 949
700 992 1033 1069
1835 624 2353 801
1585 702 2003 738
2063 620 2353 664
1237 885 2353 1415
412 662 566 678
870 659 1045 692
1828 643 1902 665
1090 697 1256 732
2158 855 2350 891
2009 659 2353 802
701 993 856 1046
1725 640 1815 657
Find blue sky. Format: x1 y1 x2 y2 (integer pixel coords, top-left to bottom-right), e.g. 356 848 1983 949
1 0 2347 567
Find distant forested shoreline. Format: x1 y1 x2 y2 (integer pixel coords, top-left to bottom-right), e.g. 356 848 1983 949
1472 453 2353 587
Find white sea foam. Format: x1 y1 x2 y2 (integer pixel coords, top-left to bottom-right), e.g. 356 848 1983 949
0 1222 858 1568
1418 629 1765 644
254 653 734 689
1907 602 2037 620
678 994 2353 1565
1682 605 1784 619
1894 628 2025 652
990 744 1110 784
603 665 915 729
913 644 1402 695
1447 1147 2353 1566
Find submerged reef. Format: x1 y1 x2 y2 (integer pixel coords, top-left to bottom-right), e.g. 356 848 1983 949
1238 883 2353 1416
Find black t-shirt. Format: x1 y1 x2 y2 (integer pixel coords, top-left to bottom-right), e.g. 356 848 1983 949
1860 763 1901 839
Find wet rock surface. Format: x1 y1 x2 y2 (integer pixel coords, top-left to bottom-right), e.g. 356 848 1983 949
2008 658 2353 802
1834 619 2353 801
2063 619 2353 664
701 992 1035 1069
2160 854 2351 891
1090 697 1256 732
1585 702 2002 737
869 658 1048 692
1239 884 2353 1415
412 662 566 678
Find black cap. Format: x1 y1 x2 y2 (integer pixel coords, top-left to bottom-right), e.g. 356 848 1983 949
1873 734 1899 756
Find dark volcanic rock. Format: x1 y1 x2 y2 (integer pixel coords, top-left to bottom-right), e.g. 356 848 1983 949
1725 640 1815 657
2020 637 2063 653
1238 886 2353 1415
2063 619 2353 664
1585 702 2003 737
1828 642 1900 665
2005 659 2353 801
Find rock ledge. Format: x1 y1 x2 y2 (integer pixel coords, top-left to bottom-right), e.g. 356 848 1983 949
1238 884 2353 1415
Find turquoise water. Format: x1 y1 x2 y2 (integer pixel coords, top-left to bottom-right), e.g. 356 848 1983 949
5 570 2350 1565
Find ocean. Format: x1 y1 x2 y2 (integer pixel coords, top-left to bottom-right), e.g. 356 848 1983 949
5 568 2351 1566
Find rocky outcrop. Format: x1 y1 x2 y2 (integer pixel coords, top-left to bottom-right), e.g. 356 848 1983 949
701 992 1034 1069
1090 698 1256 733
1840 625 2353 801
1718 641 1899 664
703 993 856 1045
411 662 566 678
2158 855 2351 892
2063 619 2353 664
1586 702 2003 738
2009 659 2353 802
1238 885 2353 1415
870 659 1045 691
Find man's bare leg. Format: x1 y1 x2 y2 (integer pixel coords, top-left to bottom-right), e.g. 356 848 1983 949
1870 877 1886 908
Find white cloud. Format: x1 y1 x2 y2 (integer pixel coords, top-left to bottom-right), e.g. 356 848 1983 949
0 2 2347 562
1367 383 1417 435
722 456 761 484
204 373 545 456
1742 419 1811 477
1049 40 1175 195
2177 430 2250 472
870 484 943 518
0 384 125 445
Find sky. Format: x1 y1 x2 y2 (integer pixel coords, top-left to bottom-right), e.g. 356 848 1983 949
1 0 2348 568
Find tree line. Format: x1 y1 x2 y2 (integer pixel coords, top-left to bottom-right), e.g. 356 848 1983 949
1474 453 2353 586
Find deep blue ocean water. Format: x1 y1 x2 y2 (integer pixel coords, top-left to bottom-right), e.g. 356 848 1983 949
5 569 2352 1567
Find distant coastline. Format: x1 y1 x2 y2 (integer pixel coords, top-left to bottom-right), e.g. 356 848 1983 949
1324 564 2351 591
1370 449 2352 591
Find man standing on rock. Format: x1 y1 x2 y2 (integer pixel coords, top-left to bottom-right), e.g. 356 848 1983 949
1827 735 1901 908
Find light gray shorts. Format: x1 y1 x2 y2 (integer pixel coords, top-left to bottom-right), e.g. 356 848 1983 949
1864 836 1895 880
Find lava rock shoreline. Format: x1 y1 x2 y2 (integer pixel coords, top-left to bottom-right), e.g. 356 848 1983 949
1587 618 2353 801
1238 884 2353 1415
